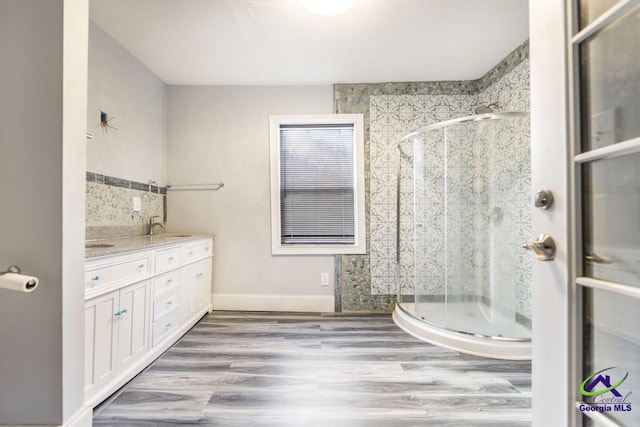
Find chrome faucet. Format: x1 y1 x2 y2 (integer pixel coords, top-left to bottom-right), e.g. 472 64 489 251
147 216 165 236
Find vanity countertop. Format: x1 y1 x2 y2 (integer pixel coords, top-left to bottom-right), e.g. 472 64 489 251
85 233 214 259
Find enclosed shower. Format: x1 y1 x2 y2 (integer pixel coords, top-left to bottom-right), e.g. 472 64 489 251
392 112 532 360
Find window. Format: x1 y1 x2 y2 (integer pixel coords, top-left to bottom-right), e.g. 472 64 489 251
269 114 366 255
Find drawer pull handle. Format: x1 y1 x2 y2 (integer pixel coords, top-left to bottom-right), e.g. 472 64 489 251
205 247 209 251
188 251 194 256
168 257 174 263
137 264 145 271
114 310 121 318
120 309 128 317
196 272 203 279
91 275 100 283
166 278 173 285
165 323 172 330
166 301 173 307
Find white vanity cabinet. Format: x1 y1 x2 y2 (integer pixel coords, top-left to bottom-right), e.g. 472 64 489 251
193 257 213 314
84 253 151 290
84 278 151 396
84 290 118 397
84 236 213 407
151 275 181 346
116 279 150 370
182 240 213 320
185 257 213 318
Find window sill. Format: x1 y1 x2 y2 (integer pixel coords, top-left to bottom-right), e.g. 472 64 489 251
271 244 366 256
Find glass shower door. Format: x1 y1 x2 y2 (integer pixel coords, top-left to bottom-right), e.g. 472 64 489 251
411 128 446 327
445 118 530 339
411 115 531 340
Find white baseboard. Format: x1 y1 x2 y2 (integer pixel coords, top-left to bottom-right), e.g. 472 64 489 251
212 293 335 313
62 405 93 427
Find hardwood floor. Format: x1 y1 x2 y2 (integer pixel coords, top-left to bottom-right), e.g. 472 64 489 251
93 311 531 426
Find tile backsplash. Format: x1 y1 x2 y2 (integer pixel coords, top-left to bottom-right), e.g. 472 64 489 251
85 172 166 240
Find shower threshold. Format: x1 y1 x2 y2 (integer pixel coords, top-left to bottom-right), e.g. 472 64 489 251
393 303 531 360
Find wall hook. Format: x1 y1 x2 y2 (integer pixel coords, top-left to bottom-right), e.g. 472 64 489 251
1 265 21 275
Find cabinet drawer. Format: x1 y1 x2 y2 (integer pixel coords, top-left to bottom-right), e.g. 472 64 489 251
155 247 182 273
85 255 151 290
152 311 180 346
184 240 213 262
152 270 181 297
153 289 180 321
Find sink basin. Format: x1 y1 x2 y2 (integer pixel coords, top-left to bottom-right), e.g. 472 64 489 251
86 243 115 249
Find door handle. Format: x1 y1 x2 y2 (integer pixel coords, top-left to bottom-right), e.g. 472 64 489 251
523 234 556 261
585 253 612 264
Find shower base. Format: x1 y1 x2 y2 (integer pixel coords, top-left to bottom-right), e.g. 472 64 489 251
393 302 531 360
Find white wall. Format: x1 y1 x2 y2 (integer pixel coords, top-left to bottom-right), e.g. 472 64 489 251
0 0 89 425
87 21 167 185
167 86 336 312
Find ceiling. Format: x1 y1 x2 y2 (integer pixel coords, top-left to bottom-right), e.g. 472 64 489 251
90 0 529 86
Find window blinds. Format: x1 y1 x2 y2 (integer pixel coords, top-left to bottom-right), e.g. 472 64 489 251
279 123 356 245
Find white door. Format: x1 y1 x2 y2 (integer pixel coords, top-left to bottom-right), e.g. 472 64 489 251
531 1 640 426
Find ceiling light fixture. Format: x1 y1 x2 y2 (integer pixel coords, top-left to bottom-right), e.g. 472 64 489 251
300 0 357 16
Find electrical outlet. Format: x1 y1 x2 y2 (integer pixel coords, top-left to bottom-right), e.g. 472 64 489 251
320 273 329 287
133 196 141 212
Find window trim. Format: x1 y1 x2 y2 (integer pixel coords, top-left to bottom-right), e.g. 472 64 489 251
269 114 366 255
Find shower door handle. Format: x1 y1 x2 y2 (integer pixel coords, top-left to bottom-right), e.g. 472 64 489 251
522 234 556 261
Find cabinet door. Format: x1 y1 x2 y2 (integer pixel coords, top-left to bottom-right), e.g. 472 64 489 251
186 258 212 317
117 280 150 371
84 290 119 397
197 258 212 311
179 267 191 322
187 263 199 317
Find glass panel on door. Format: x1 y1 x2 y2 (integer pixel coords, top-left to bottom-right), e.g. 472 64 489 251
574 2 640 426
581 287 640 426
578 0 621 28
578 4 640 152
582 152 640 288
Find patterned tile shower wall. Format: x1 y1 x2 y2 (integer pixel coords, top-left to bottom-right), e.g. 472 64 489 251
335 40 530 318
368 59 531 320
369 94 476 295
